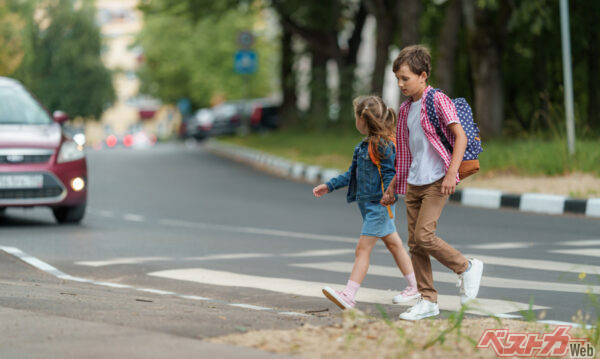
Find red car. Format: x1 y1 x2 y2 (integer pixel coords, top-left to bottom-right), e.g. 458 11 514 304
0 77 87 224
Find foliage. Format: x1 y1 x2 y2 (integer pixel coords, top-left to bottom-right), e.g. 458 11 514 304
137 1 277 108
0 0 27 76
13 0 115 119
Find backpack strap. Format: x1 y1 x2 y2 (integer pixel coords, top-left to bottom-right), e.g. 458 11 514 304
425 88 454 154
368 138 395 219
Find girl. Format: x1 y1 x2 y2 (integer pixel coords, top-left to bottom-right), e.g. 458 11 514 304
312 95 420 310
381 45 483 321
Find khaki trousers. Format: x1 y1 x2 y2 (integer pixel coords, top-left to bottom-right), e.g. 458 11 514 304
405 178 469 302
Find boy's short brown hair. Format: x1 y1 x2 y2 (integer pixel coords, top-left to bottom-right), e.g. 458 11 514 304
392 45 431 80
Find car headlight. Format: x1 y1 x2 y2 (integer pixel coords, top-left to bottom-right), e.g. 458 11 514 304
57 141 85 163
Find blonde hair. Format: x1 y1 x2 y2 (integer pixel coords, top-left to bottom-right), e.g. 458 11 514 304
353 95 396 162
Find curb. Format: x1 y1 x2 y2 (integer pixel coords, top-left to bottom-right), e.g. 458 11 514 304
204 140 600 218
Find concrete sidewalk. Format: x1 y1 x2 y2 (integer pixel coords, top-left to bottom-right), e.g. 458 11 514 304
0 251 292 359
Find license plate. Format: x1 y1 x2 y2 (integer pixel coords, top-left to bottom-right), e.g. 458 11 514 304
0 175 44 189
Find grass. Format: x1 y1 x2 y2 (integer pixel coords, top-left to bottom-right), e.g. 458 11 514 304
220 130 600 176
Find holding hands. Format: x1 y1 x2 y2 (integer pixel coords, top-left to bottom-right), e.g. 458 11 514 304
313 184 329 198
380 187 396 206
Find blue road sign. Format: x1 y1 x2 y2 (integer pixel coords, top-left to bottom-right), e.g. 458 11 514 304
234 50 257 75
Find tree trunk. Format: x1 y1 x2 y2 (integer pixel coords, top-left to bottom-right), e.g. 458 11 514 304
397 0 422 103
337 3 367 129
586 3 600 129
435 0 462 95
462 0 510 138
279 26 297 127
309 50 329 130
399 0 422 47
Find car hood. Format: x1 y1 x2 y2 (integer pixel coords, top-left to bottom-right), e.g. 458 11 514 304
0 123 62 148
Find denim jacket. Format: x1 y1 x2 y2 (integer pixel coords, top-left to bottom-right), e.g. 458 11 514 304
326 139 397 203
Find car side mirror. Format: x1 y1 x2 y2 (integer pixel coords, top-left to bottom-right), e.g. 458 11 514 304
53 111 69 124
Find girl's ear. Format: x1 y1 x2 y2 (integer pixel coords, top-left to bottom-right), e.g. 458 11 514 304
420 71 428 83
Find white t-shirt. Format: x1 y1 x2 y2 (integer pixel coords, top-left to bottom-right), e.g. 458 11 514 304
406 99 446 185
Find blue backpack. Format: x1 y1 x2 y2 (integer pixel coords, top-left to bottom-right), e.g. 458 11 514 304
425 88 483 179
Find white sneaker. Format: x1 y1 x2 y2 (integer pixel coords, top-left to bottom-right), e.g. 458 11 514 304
398 299 439 321
458 258 483 305
392 286 421 304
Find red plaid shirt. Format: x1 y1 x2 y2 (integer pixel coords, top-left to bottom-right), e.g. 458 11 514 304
395 86 461 195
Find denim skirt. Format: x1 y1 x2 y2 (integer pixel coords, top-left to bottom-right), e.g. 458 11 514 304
358 201 396 237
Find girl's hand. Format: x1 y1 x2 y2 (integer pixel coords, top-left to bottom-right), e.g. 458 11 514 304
313 184 329 197
441 173 456 195
380 188 396 206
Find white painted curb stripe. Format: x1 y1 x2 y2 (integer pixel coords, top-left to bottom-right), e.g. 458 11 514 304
0 246 309 318
586 198 600 217
461 188 502 209
208 141 600 217
520 193 566 215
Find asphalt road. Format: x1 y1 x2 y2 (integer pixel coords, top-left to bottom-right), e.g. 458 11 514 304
1 141 598 355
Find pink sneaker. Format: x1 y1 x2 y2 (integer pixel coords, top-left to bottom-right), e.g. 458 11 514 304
392 286 421 304
322 287 355 309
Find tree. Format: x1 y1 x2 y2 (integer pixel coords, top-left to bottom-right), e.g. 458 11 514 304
0 0 27 76
16 0 114 119
273 0 366 129
462 0 513 138
137 1 277 109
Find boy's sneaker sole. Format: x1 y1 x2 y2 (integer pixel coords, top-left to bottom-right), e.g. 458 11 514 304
398 307 440 321
392 293 421 304
322 287 353 310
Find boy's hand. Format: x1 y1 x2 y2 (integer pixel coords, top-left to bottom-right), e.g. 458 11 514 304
380 187 396 206
313 184 329 198
441 172 456 195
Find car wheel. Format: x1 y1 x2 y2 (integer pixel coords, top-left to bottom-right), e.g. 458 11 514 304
0 207 5 216
53 203 86 224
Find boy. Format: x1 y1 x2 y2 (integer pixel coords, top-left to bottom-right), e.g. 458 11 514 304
381 45 484 321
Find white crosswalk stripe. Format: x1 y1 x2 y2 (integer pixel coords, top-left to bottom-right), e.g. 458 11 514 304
557 239 600 247
549 248 600 258
291 261 600 294
148 267 549 316
463 254 600 274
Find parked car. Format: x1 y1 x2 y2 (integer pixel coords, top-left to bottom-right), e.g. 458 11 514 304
0 77 87 224
210 102 242 136
249 101 281 131
186 108 215 140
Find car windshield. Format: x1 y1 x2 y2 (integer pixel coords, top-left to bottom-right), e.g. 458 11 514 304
0 86 52 125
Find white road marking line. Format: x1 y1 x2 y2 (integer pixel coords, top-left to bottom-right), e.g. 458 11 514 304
93 282 133 289
75 250 357 267
158 218 357 243
558 239 600 247
148 267 549 315
283 249 356 257
0 246 308 318
493 313 523 319
467 242 534 250
464 254 600 274
123 214 145 222
137 288 176 295
179 295 211 301
291 262 600 294
75 257 172 267
184 253 272 261
230 304 271 311
549 248 600 258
